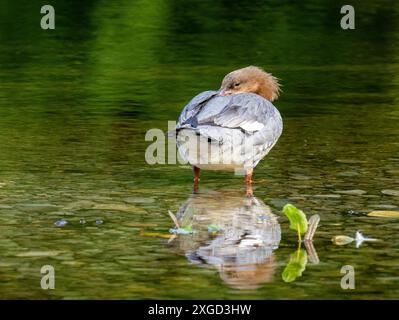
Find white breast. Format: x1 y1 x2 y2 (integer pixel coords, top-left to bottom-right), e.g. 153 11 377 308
240 121 265 132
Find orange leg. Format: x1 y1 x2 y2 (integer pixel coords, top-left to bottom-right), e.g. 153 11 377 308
245 168 253 197
245 168 253 184
193 166 200 193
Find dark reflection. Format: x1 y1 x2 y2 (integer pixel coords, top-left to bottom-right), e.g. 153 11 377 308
304 240 320 264
169 190 281 290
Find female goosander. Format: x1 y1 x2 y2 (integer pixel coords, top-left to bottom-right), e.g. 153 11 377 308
176 66 282 193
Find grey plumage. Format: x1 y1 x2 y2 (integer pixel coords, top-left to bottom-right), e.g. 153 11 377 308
176 91 283 170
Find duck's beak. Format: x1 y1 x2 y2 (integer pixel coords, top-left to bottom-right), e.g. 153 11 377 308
218 89 231 96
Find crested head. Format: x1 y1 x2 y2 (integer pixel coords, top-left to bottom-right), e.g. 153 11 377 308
220 66 281 101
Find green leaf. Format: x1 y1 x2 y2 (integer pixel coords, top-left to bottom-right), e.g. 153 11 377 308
283 204 308 235
282 248 308 283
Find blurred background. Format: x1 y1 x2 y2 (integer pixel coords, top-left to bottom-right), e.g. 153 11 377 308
0 0 399 299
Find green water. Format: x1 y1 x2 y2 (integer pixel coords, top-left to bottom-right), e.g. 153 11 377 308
1 0 399 299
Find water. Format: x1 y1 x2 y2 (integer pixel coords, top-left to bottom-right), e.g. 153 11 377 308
1 0 399 299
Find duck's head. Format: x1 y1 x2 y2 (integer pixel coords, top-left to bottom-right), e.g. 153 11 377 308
219 66 280 102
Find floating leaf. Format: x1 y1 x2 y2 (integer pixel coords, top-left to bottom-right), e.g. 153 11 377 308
332 232 379 247
368 211 399 218
282 248 308 283
331 235 354 245
140 231 174 239
283 204 308 236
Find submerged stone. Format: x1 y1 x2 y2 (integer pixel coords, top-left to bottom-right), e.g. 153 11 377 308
124 197 155 204
334 189 367 195
16 250 61 257
381 190 399 197
54 219 68 227
313 194 341 199
93 203 145 213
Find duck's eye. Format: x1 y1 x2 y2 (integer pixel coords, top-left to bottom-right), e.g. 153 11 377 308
234 83 240 87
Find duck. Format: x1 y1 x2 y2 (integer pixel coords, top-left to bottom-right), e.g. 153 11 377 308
175 66 282 194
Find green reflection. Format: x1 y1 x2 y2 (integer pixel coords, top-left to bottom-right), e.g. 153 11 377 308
282 246 308 283
0 0 399 299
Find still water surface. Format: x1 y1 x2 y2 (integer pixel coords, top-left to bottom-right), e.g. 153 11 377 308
0 0 399 299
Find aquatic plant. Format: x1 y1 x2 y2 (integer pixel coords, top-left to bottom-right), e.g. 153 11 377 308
283 204 308 242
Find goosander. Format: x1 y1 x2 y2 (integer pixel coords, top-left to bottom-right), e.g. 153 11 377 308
176 66 282 193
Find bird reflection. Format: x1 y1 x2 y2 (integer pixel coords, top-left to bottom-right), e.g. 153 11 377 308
168 190 281 290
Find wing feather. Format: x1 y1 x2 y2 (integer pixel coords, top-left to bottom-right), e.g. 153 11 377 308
176 92 283 161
